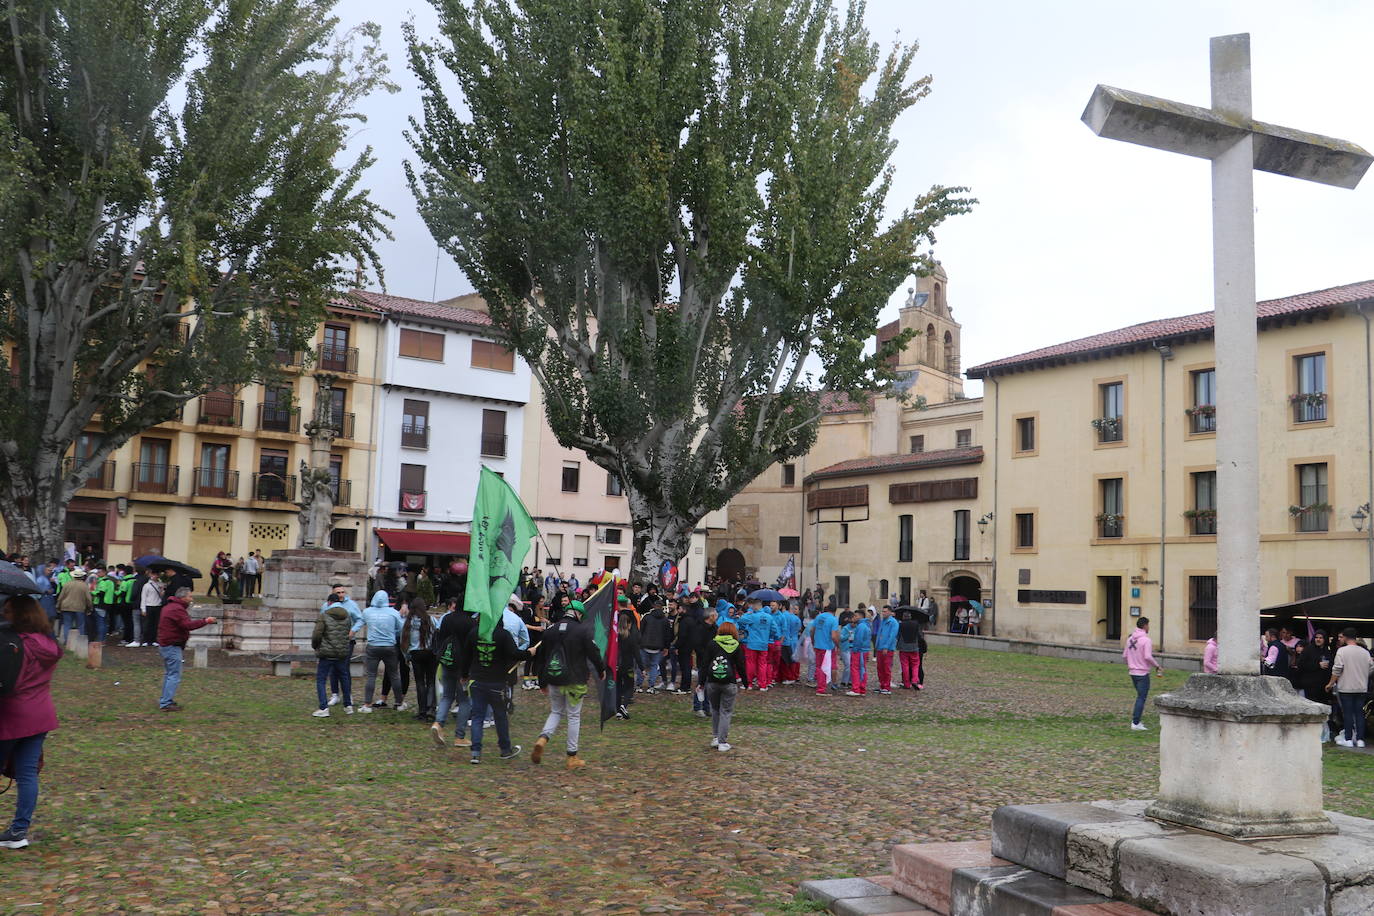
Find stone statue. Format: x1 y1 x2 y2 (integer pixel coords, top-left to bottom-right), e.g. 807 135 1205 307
297 373 338 548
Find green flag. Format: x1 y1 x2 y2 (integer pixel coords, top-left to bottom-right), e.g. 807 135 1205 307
464 466 539 642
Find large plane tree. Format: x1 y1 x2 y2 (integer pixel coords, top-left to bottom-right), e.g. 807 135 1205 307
406 0 972 583
0 0 392 561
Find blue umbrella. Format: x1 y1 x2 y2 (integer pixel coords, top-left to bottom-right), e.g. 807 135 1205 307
0 560 37 596
134 554 173 569
748 588 786 603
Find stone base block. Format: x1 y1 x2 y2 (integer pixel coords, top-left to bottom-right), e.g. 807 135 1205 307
951 866 1120 916
991 803 1140 879
799 876 935 916
892 841 1009 914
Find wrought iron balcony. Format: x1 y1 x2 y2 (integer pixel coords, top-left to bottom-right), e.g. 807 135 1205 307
401 423 429 449
319 345 359 374
252 473 297 503
192 467 239 499
132 463 179 495
480 433 507 458
63 458 116 490
198 395 244 428
257 402 299 433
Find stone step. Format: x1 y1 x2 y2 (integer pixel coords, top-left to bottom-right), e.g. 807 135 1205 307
799 875 936 916
892 841 1009 914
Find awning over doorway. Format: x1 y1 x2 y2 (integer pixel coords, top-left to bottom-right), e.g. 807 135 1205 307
375 528 470 556
1261 582 1374 635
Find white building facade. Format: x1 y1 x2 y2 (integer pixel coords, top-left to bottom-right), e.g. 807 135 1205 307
353 291 530 565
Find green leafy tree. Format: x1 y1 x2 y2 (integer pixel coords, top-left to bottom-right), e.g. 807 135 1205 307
406 0 972 582
0 0 393 561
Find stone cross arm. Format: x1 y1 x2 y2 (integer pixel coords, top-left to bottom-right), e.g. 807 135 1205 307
1083 85 1373 188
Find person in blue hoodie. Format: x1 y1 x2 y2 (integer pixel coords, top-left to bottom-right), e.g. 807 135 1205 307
359 591 406 713
764 604 785 689
846 611 873 696
740 600 773 690
837 611 855 689
778 605 802 684
873 605 900 695
810 606 840 696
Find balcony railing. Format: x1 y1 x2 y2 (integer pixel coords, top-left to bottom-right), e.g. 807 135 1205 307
274 348 304 368
399 489 426 513
480 433 507 457
198 395 244 428
192 467 239 499
132 463 179 495
305 411 355 439
1187 405 1216 434
401 423 429 449
63 458 116 490
1291 393 1327 424
332 478 352 507
257 402 299 433
952 538 970 561
252 473 297 503
1097 514 1124 538
1188 511 1217 536
319 345 359 374
1092 416 1124 443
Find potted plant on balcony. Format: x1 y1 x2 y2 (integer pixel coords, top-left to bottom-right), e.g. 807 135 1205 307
1090 416 1122 438
1184 404 1216 418
1288 502 1332 517
1182 508 1217 520
1288 392 1327 409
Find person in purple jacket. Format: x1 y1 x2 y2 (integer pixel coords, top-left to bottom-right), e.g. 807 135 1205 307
0 595 62 849
1123 616 1164 731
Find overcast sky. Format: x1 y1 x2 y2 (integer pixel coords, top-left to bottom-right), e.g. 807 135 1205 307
333 0 1374 395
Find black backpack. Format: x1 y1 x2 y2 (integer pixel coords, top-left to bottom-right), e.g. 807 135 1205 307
543 638 571 685
0 622 25 696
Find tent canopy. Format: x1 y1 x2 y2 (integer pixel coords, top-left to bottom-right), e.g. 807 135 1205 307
1261 581 1374 637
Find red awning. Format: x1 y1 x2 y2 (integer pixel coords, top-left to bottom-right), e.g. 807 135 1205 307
375 528 470 556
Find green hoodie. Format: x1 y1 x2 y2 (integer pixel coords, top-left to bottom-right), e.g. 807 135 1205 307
713 634 739 654
707 634 744 684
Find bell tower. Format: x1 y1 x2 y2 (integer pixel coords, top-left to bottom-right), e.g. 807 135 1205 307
892 263 964 403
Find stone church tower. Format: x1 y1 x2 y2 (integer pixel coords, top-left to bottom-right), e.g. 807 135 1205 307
876 262 965 405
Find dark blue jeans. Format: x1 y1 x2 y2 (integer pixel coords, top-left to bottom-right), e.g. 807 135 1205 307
316 657 351 709
1130 674 1151 724
468 681 512 756
1338 692 1367 742
436 666 470 738
0 732 47 833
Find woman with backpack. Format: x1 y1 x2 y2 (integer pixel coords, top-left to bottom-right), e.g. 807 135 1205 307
703 621 748 752
402 598 438 722
431 600 475 748
0 595 62 849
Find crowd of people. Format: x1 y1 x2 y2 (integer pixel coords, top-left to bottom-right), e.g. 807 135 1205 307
1124 617 1374 746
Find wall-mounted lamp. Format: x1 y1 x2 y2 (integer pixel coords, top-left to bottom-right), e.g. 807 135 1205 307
977 512 994 536
1353 503 1370 533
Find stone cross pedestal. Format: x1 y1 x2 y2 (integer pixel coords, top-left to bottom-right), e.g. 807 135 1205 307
1083 33 1370 839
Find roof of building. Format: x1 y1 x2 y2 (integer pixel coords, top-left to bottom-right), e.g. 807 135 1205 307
966 279 1374 378
818 390 874 414
346 289 494 329
805 445 983 483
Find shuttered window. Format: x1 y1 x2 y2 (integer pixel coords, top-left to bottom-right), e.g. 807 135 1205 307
889 478 978 504
471 339 515 371
399 329 445 361
806 485 868 511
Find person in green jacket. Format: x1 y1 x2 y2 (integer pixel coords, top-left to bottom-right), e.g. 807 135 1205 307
114 568 137 647
92 567 117 643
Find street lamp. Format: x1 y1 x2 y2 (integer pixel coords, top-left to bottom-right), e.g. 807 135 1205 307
977 512 994 536
1354 505 1369 533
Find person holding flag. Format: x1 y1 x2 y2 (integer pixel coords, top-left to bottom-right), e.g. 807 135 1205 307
530 599 606 769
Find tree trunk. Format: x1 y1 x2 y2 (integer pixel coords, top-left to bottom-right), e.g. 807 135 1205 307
0 438 77 563
625 486 695 588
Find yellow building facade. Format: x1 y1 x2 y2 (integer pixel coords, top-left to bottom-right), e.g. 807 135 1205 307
7 298 382 569
968 280 1374 654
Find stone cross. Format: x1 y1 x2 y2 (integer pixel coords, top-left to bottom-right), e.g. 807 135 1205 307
1083 34 1371 674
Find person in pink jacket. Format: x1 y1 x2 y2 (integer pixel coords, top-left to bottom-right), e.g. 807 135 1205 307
1203 636 1219 674
0 595 62 849
1123 617 1164 731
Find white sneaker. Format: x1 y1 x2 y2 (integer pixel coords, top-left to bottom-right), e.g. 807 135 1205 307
1130 722 1148 731
124 641 139 648
710 736 719 747
311 709 330 718
359 705 373 714
1359 740 1368 748
328 694 340 706
344 706 355 715
717 743 731 752
845 690 861 697
1336 735 1352 747
395 702 409 712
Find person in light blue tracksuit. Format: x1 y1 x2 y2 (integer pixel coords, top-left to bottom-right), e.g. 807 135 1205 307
323 583 362 707
779 605 802 684
873 606 900 694
359 591 406 712
740 602 773 689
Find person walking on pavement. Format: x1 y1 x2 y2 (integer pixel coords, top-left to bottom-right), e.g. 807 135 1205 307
156 588 216 711
311 597 354 717
702 621 748 752
460 618 529 764
140 569 167 647
1328 628 1373 748
1123 616 1164 730
359 591 407 713
0 596 62 849
431 601 476 749
324 583 361 707
531 599 606 770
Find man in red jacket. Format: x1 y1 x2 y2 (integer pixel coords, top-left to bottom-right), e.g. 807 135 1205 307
156 587 215 712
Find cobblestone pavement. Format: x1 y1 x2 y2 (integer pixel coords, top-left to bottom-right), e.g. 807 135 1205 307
4 647 1371 915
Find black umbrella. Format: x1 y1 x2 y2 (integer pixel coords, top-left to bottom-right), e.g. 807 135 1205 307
135 553 174 569
0 560 37 596
146 558 203 578
894 605 932 624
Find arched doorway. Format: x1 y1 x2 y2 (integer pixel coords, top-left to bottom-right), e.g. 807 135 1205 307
947 574 982 633
715 548 746 586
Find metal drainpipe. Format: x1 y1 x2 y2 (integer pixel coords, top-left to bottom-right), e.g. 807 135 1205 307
1152 342 1171 651
989 375 999 637
1363 305 1374 584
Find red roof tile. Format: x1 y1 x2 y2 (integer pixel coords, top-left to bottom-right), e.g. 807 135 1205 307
347 289 494 328
967 279 1374 377
818 390 874 414
807 446 983 482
